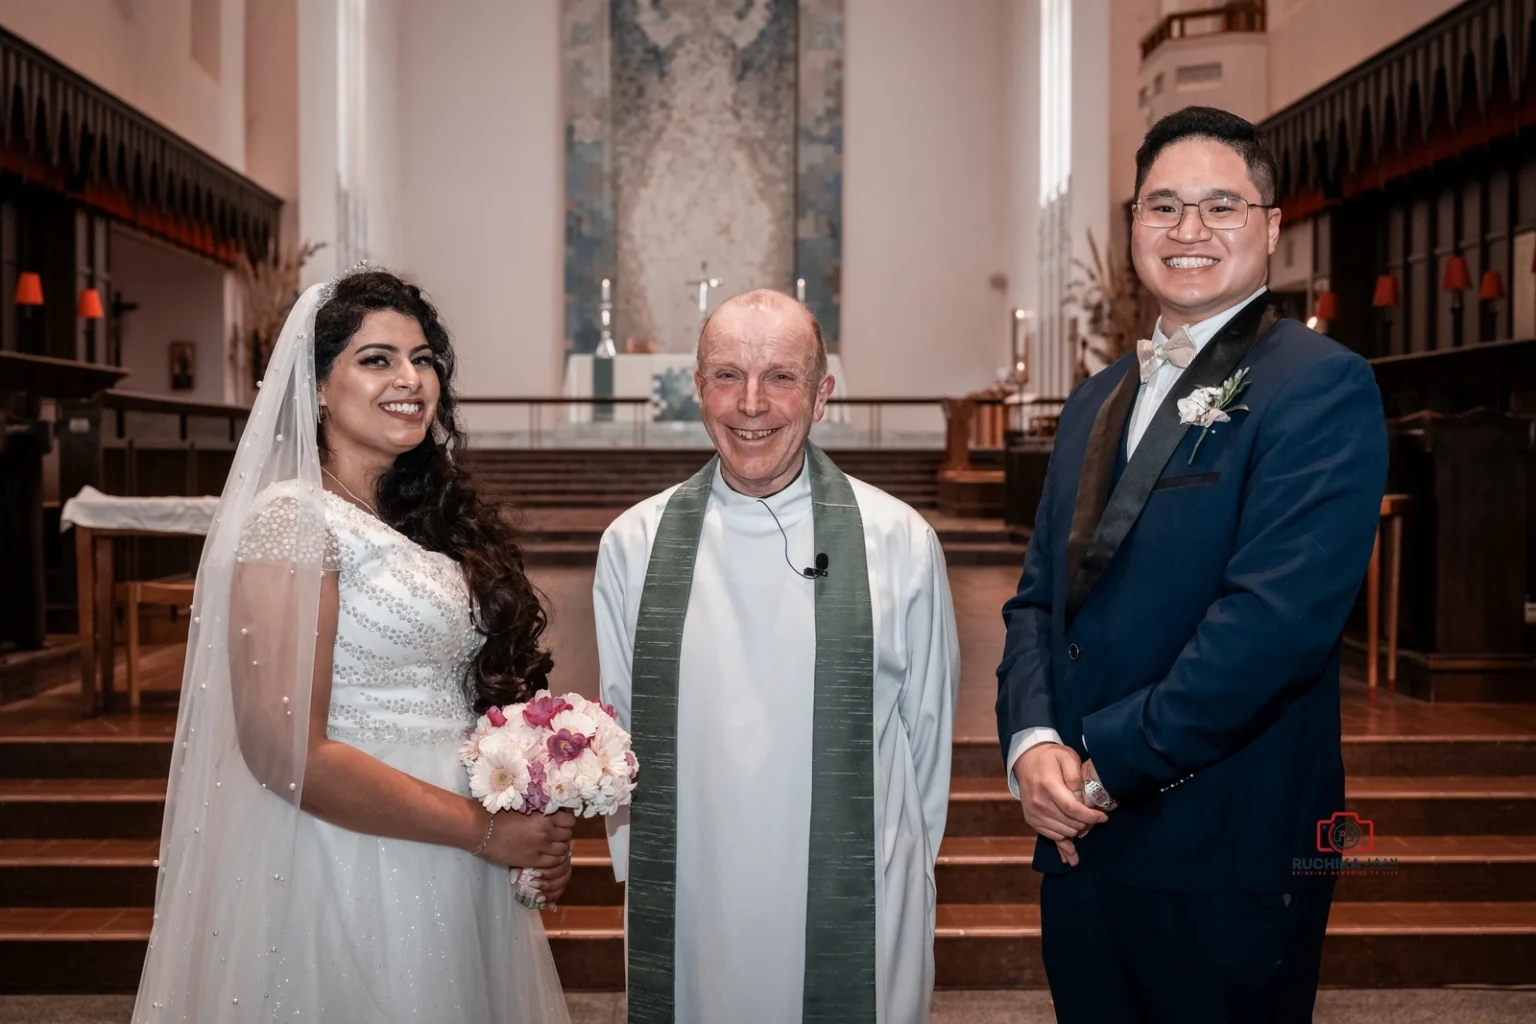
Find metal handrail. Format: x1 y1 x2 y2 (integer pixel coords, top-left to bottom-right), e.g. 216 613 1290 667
454 394 1068 449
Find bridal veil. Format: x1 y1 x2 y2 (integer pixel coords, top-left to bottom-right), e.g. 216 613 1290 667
133 283 329 1020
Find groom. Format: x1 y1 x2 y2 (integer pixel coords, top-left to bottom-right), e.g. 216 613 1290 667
996 106 1387 1021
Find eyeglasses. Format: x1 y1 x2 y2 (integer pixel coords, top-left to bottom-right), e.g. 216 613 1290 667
1133 197 1276 231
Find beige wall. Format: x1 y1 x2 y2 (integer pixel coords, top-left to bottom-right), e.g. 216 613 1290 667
1266 0 1461 112
112 227 230 404
1111 0 1164 210
842 0 1012 410
0 0 247 170
395 0 564 405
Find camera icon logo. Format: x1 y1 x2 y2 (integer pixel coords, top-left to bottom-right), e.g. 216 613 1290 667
1316 810 1375 854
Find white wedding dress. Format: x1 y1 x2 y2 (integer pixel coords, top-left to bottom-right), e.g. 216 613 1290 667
235 489 571 1021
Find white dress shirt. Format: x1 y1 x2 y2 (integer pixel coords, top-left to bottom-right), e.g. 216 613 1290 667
1003 287 1267 798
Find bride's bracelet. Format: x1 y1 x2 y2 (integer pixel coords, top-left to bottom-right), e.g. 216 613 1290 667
470 812 496 856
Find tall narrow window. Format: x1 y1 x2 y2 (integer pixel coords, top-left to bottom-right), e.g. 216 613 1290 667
1038 0 1072 206
337 0 369 267
1037 0 1074 395
192 0 221 82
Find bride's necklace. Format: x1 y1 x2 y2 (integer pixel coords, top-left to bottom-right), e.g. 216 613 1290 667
322 468 380 518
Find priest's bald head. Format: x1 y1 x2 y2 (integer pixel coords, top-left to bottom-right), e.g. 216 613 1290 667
695 288 836 497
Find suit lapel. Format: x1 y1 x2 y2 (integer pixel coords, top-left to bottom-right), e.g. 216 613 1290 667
1066 294 1281 621
1063 363 1139 600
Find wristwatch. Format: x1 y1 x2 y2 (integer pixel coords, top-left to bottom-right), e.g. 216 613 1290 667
1082 762 1118 812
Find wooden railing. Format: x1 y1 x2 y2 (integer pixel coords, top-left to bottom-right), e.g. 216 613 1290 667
102 390 249 443
0 24 282 262
1140 2 1266 61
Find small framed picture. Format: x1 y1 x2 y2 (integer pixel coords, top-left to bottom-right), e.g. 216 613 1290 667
169 341 196 391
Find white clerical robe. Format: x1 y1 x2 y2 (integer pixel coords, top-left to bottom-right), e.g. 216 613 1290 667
595 459 959 1024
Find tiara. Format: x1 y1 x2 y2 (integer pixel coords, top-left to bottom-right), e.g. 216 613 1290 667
318 259 371 305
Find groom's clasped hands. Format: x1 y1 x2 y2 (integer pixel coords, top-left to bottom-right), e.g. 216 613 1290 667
1013 743 1108 868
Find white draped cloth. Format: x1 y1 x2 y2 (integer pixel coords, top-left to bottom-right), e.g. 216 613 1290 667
594 460 959 1024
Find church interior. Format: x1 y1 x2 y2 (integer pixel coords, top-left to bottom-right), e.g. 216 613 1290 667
0 0 1534 1020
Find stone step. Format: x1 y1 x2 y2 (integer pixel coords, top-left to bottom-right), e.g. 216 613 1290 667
13 834 1536 911
522 542 605 567
7 903 1532 992
479 466 946 480
0 737 174 780
515 523 1018 547
507 493 940 510
5 732 1532 789
0 780 167 839
520 539 1022 568
943 776 1536 837
938 542 1028 567
9 774 1536 840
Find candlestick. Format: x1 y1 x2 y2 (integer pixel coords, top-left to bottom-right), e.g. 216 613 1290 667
1010 309 1033 390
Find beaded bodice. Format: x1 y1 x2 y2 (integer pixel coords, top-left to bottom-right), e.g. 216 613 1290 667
324 492 481 745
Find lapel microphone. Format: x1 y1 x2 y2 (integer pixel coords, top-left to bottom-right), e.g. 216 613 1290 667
757 499 832 580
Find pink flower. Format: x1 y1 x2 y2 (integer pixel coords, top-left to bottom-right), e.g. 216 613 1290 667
523 694 572 730
598 701 618 720
547 728 590 764
524 761 550 814
624 750 638 778
486 706 507 728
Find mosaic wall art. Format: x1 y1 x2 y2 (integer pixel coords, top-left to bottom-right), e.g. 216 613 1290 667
563 0 843 356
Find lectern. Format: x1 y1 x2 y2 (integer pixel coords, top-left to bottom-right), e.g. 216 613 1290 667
0 352 129 652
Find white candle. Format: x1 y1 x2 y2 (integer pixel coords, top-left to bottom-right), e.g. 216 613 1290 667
601 278 611 303
796 277 806 303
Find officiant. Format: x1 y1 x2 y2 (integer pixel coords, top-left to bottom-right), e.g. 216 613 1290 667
594 288 959 1024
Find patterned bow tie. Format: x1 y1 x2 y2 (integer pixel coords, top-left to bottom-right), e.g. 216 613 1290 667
1136 326 1197 383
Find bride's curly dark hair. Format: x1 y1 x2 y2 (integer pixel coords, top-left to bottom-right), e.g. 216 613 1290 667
312 269 552 712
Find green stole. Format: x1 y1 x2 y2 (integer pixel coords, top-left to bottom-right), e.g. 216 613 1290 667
625 443 877 1024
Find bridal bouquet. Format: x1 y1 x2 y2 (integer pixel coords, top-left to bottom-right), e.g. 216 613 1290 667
460 691 638 909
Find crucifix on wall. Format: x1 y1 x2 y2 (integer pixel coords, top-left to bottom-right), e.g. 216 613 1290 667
686 262 723 329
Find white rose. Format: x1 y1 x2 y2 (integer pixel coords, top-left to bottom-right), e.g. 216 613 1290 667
1176 391 1212 425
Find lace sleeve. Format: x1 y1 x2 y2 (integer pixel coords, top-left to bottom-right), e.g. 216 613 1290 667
235 493 340 571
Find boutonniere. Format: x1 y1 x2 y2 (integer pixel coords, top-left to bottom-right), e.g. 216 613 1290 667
1177 368 1251 464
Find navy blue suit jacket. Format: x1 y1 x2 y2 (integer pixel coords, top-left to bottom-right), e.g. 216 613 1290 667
995 293 1388 893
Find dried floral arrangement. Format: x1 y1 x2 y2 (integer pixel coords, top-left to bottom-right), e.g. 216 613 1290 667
1063 229 1159 381
228 239 325 405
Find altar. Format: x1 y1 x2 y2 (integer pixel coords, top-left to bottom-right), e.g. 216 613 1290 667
562 352 850 423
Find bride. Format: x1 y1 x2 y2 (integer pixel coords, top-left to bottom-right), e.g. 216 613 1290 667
132 268 573 1021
